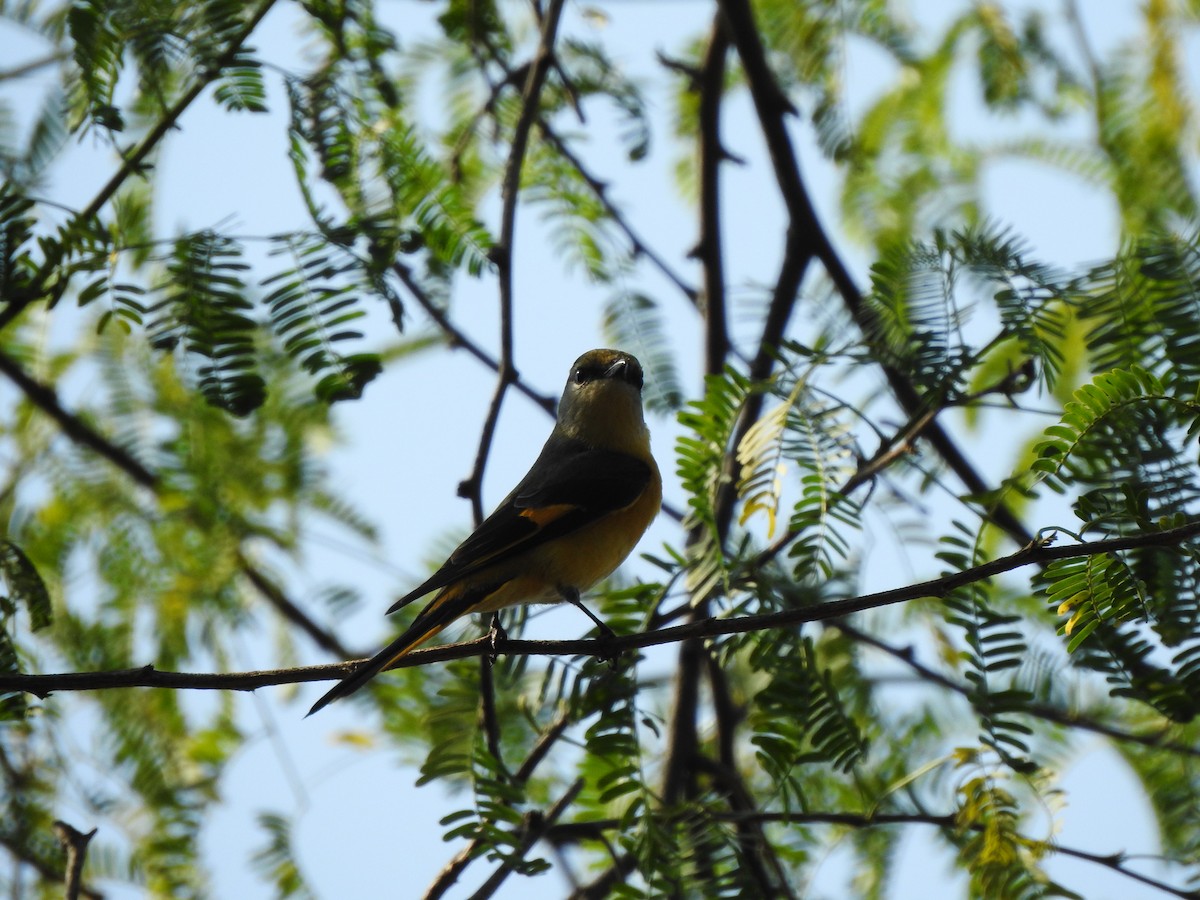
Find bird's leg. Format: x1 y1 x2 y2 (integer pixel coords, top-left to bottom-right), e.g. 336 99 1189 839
487 612 507 661
559 585 615 639
559 586 620 666
479 615 509 779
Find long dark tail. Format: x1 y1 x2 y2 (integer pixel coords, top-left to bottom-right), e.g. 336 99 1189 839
306 584 475 716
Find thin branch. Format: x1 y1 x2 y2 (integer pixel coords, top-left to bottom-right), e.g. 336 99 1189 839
51 821 97 900
236 552 354 660
479 651 505 773
462 0 565 523
424 711 573 900
390 260 557 415
715 0 1033 548
459 0 567 767
0 348 157 488
835 622 1200 759
755 363 1037 570
467 778 584 900
0 51 69 82
535 120 699 307
547 810 1200 899
9 520 1199 697
75 0 271 222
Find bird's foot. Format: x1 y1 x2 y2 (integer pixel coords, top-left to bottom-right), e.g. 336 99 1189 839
487 613 508 662
560 586 620 665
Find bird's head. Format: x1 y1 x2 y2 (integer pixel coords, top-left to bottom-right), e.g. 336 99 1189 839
557 349 649 450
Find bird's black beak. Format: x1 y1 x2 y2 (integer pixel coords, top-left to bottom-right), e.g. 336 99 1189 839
605 357 642 389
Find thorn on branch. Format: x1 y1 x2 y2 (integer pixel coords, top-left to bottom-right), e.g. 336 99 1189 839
655 51 703 85
486 245 509 269
458 476 480 500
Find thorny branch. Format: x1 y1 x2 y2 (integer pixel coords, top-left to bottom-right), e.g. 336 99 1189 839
661 14 732 817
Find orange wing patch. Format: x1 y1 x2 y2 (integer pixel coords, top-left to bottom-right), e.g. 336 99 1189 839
518 503 580 527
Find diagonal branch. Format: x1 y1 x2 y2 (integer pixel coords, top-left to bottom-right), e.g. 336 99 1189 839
535 120 699 307
0 348 157 488
391 260 557 415
835 621 1200 759
715 0 1033 547
466 778 584 900
424 711 573 899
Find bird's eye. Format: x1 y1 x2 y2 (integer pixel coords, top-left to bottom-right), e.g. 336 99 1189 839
572 367 588 385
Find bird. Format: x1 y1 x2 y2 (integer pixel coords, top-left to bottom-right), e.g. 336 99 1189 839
308 349 662 715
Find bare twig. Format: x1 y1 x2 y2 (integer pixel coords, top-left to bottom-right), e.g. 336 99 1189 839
390 260 557 415
535 121 700 306
0 51 69 82
237 553 354 660
52 821 97 900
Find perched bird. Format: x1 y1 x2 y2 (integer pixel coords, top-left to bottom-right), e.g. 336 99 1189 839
308 349 662 715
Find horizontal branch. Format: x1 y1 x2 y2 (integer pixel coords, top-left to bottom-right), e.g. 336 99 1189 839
6 520 1198 698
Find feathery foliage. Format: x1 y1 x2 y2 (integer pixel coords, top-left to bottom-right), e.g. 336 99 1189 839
4 1 1200 897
